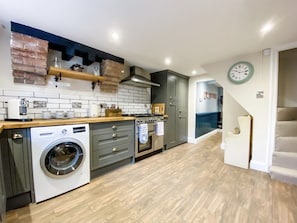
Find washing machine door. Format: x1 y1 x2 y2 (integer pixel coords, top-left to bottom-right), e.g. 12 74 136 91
40 138 85 177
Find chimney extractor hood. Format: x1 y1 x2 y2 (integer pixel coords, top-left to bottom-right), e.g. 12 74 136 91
120 66 160 88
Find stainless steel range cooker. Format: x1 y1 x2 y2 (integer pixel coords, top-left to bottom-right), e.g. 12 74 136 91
124 114 164 160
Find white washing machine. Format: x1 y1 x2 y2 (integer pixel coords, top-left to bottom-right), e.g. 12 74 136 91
30 124 90 203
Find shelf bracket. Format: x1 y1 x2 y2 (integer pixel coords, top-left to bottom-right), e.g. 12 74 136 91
54 73 62 87
91 80 101 90
54 73 62 81
92 82 96 90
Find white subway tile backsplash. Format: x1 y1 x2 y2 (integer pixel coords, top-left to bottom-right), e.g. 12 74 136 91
48 98 70 104
30 108 46 114
34 114 43 119
34 91 59 98
0 84 151 120
0 108 6 114
60 94 80 100
46 103 59 109
80 95 97 101
3 90 34 97
59 103 72 109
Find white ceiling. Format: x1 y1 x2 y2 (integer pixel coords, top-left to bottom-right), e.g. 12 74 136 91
1 0 297 76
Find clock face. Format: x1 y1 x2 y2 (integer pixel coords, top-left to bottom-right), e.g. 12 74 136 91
228 61 254 84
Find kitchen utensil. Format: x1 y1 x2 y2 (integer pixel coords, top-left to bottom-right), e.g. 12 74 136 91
66 111 75 118
89 104 98 117
93 65 100 76
70 64 84 72
54 111 64 119
42 111 52 119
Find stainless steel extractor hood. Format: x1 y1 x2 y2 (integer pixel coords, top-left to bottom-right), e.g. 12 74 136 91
120 66 160 88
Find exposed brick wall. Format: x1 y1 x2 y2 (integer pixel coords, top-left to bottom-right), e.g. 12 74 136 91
100 59 124 93
10 32 48 85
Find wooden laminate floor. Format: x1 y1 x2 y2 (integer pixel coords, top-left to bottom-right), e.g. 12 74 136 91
5 133 297 223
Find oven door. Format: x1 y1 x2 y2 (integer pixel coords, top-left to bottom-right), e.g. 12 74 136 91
136 131 154 157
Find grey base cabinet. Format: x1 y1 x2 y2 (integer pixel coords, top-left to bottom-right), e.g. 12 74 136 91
151 70 189 149
90 121 134 178
0 129 32 212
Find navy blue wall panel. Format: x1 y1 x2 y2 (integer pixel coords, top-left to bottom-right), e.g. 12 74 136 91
195 112 220 138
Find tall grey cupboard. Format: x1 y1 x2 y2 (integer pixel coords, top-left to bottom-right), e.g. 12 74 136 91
151 70 189 149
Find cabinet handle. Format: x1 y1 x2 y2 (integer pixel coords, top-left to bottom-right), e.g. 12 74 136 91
112 147 117 152
111 125 117 130
112 133 117 138
12 133 23 140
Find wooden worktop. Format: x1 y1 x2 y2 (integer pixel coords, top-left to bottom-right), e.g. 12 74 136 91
0 116 135 133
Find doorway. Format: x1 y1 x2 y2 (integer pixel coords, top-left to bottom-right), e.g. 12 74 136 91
195 80 223 138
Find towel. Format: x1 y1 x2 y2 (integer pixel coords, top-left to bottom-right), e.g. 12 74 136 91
138 123 148 144
155 121 164 136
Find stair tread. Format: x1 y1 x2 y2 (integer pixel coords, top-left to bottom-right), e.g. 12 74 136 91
275 136 297 152
270 166 297 177
273 151 297 157
277 107 297 109
277 107 297 121
276 136 297 139
277 120 297 123
275 121 297 137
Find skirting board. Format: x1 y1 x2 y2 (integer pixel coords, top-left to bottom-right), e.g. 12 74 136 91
188 129 219 144
250 160 269 173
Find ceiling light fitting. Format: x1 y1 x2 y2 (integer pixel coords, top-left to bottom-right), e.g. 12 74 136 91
165 58 171 65
261 22 274 34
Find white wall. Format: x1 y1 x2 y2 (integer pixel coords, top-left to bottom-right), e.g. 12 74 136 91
0 24 151 120
203 51 272 172
196 82 218 114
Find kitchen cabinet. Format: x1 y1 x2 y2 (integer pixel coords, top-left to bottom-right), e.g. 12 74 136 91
151 70 189 149
90 121 134 178
0 129 32 211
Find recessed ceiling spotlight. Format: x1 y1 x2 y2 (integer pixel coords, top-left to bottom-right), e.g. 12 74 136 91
192 70 197 75
261 22 274 35
111 32 119 41
165 58 171 65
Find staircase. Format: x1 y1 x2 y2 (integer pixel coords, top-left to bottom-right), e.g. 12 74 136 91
270 107 297 185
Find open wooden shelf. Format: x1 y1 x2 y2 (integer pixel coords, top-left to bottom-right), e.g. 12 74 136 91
48 66 107 82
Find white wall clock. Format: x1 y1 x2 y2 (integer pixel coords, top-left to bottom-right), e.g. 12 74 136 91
227 61 254 84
